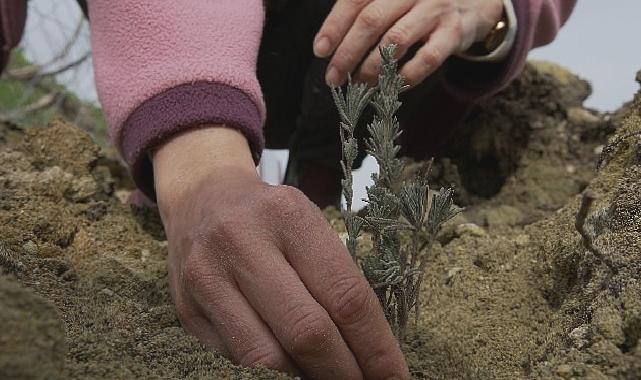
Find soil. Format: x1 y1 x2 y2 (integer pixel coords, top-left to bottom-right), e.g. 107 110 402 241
1 62 640 379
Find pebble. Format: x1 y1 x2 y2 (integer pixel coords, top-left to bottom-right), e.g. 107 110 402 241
100 288 115 297
455 223 487 238
569 325 589 349
514 234 530 248
141 249 150 263
22 240 39 255
484 205 524 228
115 189 131 204
556 364 573 379
446 267 463 281
567 107 601 125
500 263 513 271
69 176 98 201
594 145 604 156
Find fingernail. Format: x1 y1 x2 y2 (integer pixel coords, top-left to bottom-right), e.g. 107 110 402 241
326 66 340 86
314 36 331 57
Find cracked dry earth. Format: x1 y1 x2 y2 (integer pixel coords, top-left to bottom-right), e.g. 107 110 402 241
1 62 640 379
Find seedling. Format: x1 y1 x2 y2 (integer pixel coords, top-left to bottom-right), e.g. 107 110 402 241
331 45 461 340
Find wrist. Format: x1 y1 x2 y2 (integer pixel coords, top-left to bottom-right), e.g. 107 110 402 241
459 0 517 63
152 126 259 213
474 0 506 43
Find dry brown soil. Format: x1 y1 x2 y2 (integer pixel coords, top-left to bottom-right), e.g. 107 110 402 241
1 62 640 379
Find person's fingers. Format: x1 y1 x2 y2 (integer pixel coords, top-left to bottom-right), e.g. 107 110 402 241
313 0 374 58
183 254 301 376
458 10 485 52
233 244 363 380
325 0 415 86
356 1 440 84
170 275 229 354
269 188 409 380
400 21 462 86
180 311 226 351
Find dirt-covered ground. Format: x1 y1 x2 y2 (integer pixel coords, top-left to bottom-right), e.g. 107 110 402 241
1 62 640 379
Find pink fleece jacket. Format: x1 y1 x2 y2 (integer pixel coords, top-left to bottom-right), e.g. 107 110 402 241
0 1 576 198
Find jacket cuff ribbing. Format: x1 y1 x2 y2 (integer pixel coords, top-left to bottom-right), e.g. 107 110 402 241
119 81 264 199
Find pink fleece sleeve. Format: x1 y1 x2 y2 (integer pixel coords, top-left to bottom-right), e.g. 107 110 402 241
442 0 577 100
87 1 265 197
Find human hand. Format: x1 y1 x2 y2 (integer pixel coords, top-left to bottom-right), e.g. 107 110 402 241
314 0 504 86
153 127 409 379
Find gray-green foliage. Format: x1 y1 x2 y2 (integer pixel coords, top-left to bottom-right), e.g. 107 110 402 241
332 45 461 340
331 73 375 260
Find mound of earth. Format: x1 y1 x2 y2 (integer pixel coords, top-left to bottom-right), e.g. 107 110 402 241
0 62 639 379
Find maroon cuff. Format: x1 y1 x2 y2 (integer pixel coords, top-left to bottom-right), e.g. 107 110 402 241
120 81 264 199
440 0 530 102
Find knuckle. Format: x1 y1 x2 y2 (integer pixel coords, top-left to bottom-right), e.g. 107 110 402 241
346 0 370 8
237 344 289 370
358 6 384 30
386 27 411 48
361 67 379 83
321 24 339 40
402 66 424 87
330 275 373 325
181 249 228 289
210 209 242 236
359 61 379 81
332 49 357 72
421 48 443 68
284 304 334 356
260 185 310 217
403 73 418 87
450 20 463 40
262 185 304 206
208 209 250 248
435 1 456 15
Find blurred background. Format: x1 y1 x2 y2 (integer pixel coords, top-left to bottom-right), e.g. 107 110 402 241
3 0 640 208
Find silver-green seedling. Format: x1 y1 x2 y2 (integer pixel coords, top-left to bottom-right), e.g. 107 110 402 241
331 45 461 340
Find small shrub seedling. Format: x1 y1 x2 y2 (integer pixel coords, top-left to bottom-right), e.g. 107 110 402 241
331 45 461 340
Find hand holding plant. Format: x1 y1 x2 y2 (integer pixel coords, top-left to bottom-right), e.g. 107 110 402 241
153 127 409 379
